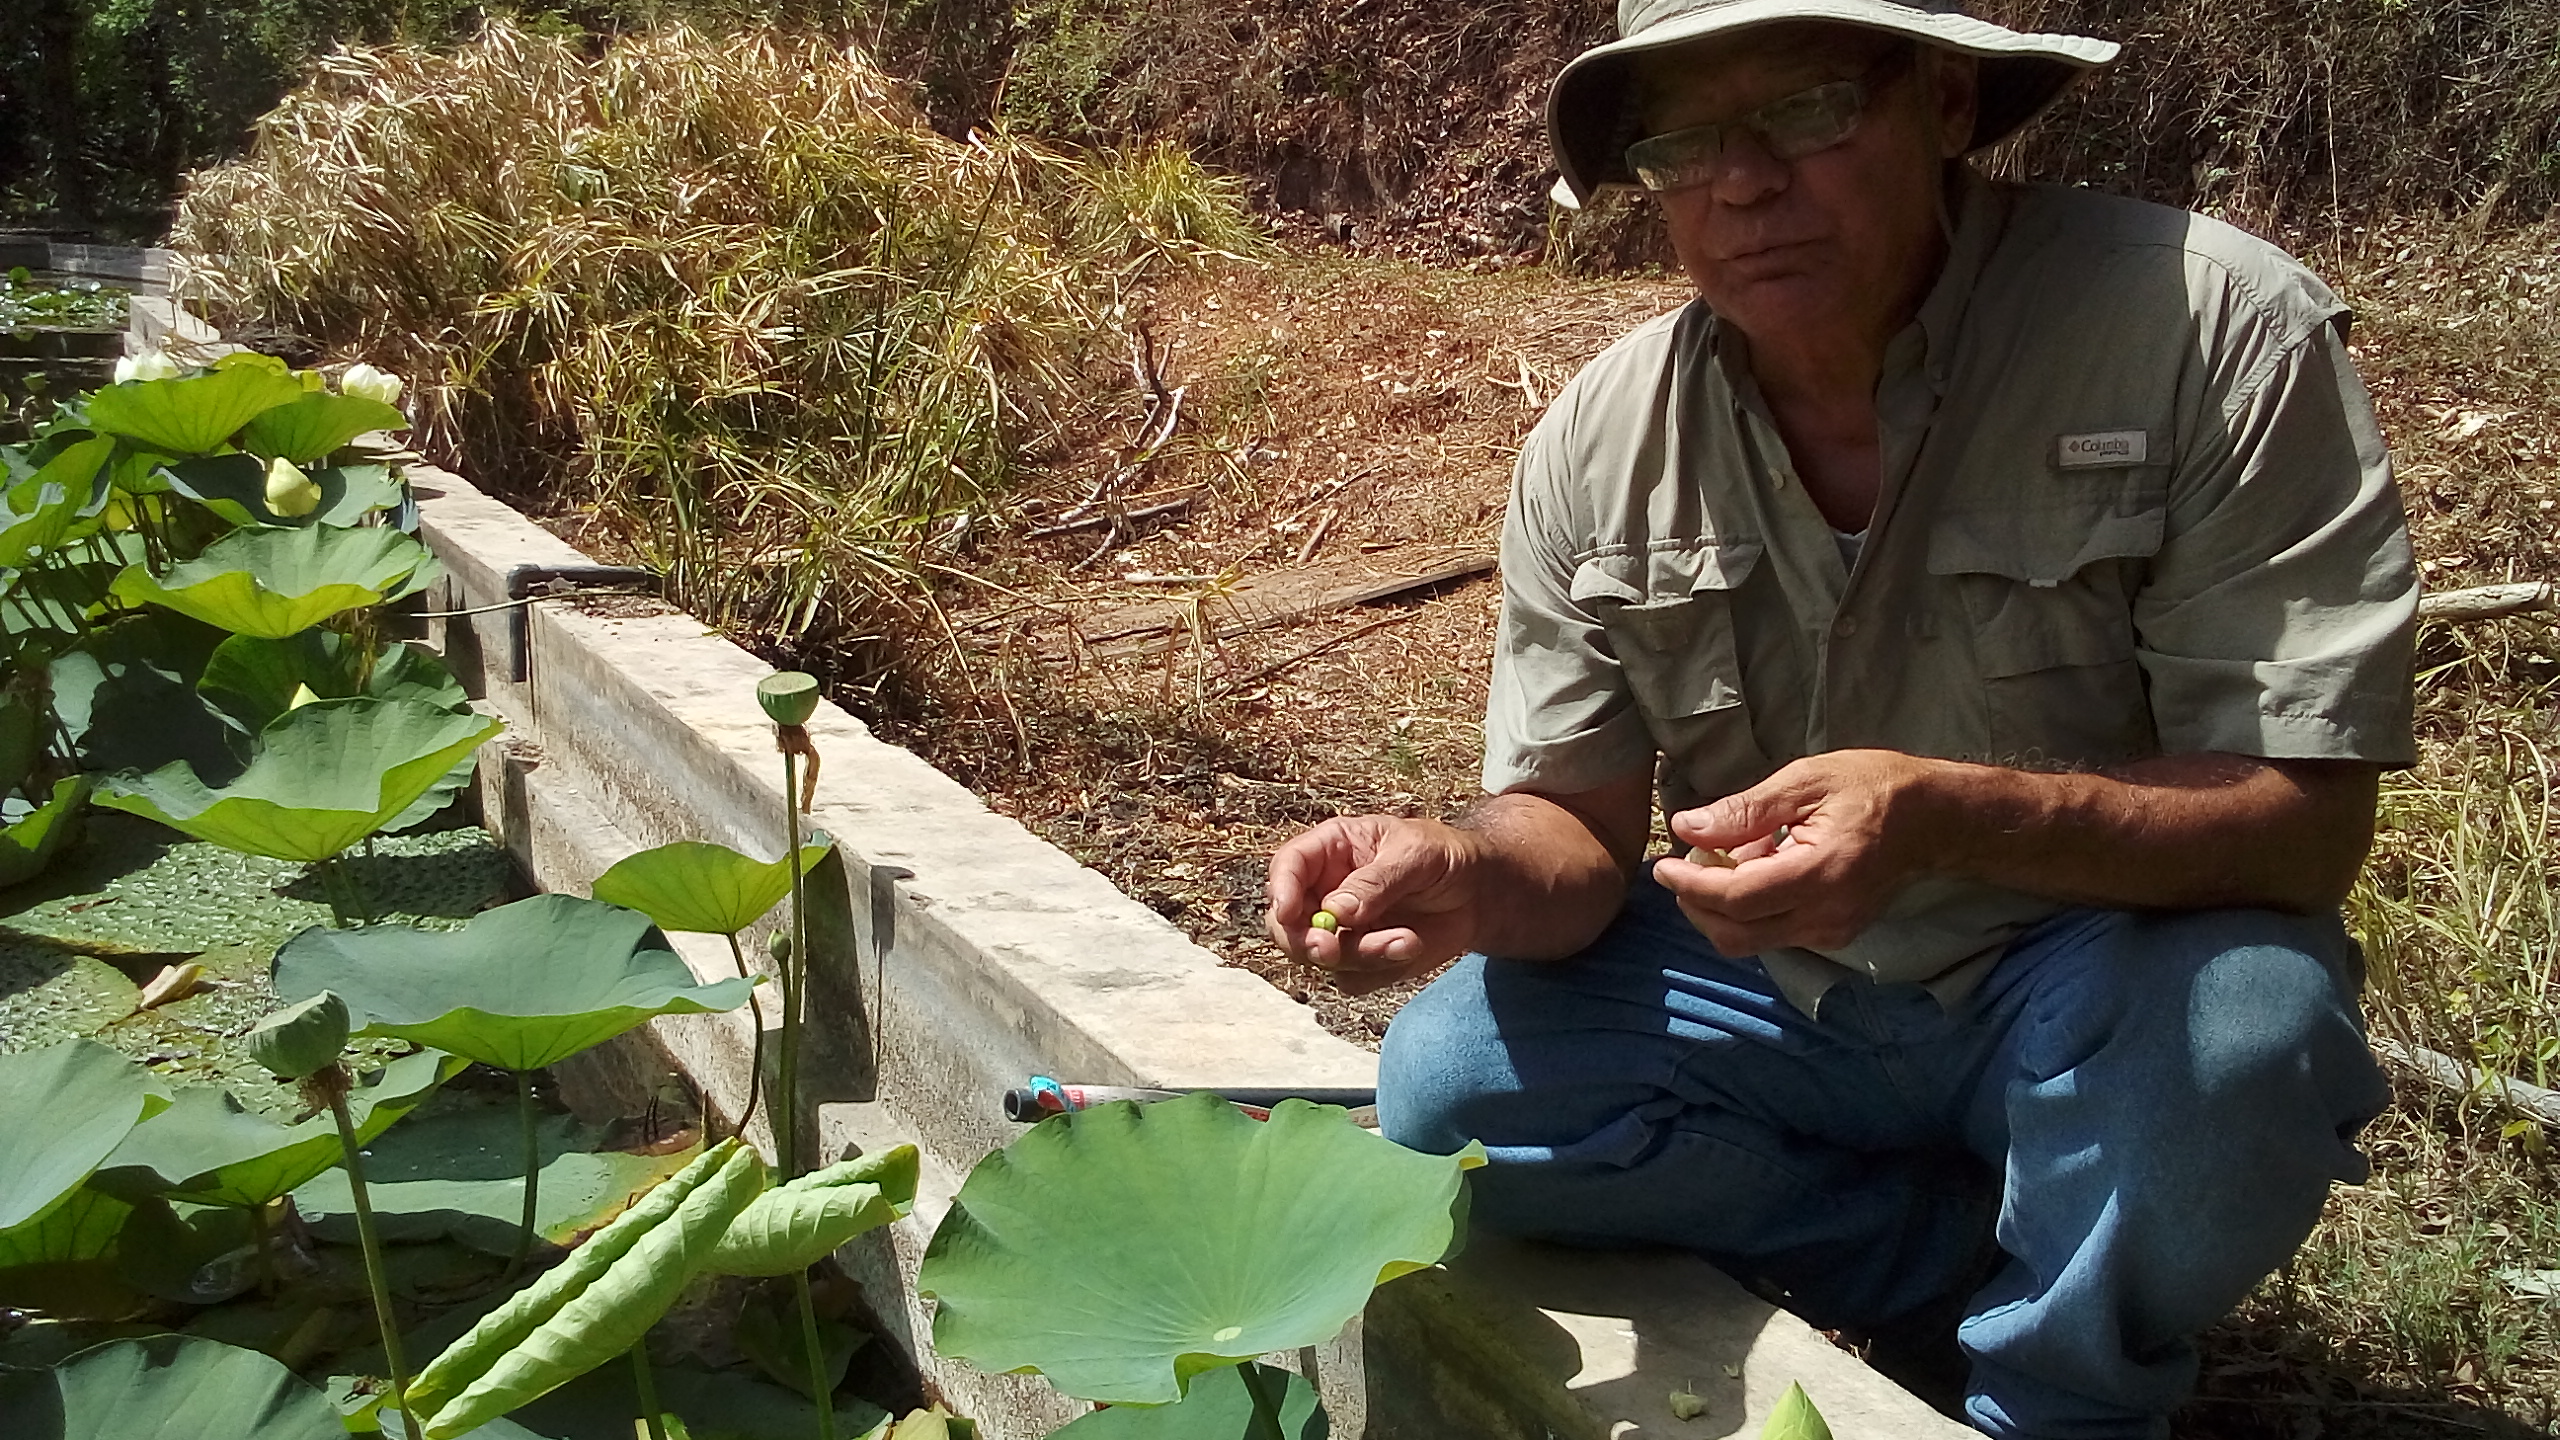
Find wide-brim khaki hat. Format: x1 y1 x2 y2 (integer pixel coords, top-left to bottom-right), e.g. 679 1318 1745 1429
1550 0 2120 207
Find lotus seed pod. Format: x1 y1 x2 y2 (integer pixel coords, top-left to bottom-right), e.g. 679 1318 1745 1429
246 990 351 1080
264 456 322 518
767 930 794 964
757 672 821 726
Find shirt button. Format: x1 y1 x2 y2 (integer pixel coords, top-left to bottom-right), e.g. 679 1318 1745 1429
1833 614 1860 638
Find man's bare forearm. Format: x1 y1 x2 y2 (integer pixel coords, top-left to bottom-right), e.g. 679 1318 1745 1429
1916 752 2380 912
1449 773 1654 959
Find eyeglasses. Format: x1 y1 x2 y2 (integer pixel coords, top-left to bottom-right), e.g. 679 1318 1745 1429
1624 48 1914 194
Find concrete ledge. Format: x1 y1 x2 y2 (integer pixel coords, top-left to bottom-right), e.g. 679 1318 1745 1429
408 464 1973 1440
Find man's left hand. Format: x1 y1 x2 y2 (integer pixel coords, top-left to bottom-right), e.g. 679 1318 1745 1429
1653 749 1944 956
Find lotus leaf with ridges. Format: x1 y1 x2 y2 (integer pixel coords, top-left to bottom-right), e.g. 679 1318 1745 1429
0 435 113 568
407 1138 917 1439
1047 1363 1324 1438
197 630 468 735
94 696 503 861
271 893 756 1072
917 1092 1486 1405
82 364 306 454
0 775 93 888
0 1333 345 1440
0 1040 169 1233
236 390 409 463
109 523 440 639
91 1049 468 1209
589 837 837 937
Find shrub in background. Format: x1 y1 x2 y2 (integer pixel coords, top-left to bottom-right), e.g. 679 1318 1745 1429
172 22 1256 675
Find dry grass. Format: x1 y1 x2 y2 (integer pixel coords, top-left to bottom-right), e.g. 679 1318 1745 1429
170 21 1258 692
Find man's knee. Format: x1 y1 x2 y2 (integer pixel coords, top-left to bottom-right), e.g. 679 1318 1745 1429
1376 955 1516 1154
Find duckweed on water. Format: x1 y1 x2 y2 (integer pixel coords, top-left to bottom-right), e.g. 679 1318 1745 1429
0 814 512 1113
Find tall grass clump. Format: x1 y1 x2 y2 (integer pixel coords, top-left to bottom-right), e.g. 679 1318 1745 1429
171 21 1256 675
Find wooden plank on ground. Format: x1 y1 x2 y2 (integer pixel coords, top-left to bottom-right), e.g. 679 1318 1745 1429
1043 548 1497 662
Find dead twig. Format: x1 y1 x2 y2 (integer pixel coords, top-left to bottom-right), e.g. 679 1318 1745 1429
1024 492 1197 538
2419 580 2555 624
1294 506 1340 565
1213 609 1424 696
2374 1037 2560 1129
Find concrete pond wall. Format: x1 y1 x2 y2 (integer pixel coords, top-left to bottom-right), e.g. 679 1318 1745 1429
93 255 1969 1439
408 466 1970 1440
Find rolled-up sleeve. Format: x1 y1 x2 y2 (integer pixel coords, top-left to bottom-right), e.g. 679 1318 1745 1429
1480 417 1656 796
2135 320 2418 764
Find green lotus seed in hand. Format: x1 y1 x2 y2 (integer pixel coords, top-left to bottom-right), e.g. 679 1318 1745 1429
1309 910 1340 933
756 671 821 725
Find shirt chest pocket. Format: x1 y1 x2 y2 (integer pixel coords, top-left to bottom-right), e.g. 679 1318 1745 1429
1576 538 1772 802
1927 498 2165 767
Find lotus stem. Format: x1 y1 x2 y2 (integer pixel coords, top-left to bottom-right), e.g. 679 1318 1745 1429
321 1066 423 1440
777 740 807 1179
721 931 768 1147
506 1067 541 1280
249 1196 277 1297
631 1340 669 1440
1237 1363 1287 1440
793 1270 837 1440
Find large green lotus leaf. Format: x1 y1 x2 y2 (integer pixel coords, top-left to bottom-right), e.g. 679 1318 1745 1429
93 696 503 861
50 610 237 781
272 893 755 1071
702 1145 917 1277
918 1093 1487 1405
0 435 112 568
589 837 836 937
409 1140 767 1439
198 629 467 734
0 1333 345 1440
158 455 406 529
92 1049 468 1209
83 365 306 454
0 1188 138 1315
1048 1362 1325 1439
108 522 441 638
1761 1382 1833 1440
0 1040 169 1232
0 775 93 888
236 391 409 464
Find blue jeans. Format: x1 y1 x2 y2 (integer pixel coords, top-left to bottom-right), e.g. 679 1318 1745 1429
1377 873 2389 1440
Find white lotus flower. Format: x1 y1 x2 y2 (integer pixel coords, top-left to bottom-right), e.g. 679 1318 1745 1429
341 363 404 406
113 350 179 384
264 456 323 518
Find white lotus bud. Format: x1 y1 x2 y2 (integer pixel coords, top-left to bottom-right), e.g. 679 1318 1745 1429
341 363 404 406
114 350 179 384
265 456 323 518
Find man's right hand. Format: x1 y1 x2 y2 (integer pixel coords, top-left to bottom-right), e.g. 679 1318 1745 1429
1264 816 1483 991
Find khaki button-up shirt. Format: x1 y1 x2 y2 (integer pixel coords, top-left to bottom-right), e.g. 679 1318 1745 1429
1483 173 2419 1012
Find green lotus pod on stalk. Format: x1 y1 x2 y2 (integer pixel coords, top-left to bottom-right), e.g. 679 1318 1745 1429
407 1139 917 1439
243 990 352 1080
918 1092 1487 1408
108 523 440 639
757 671 821 726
